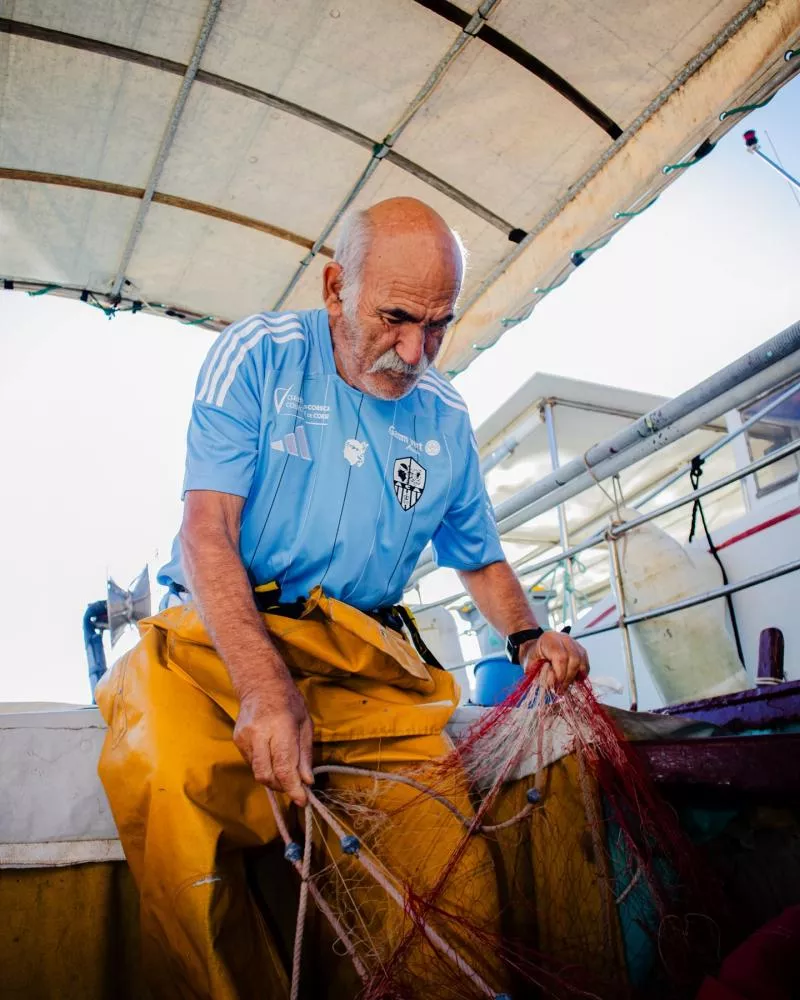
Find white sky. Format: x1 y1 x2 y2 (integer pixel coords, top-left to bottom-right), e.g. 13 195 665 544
1 78 798 704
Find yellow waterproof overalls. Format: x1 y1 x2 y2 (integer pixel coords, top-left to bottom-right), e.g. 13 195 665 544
96 588 626 999
95 588 507 999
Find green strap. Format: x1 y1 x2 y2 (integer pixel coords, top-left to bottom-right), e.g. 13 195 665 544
719 94 774 121
90 301 117 319
614 196 659 219
533 275 569 296
663 157 703 175
572 236 611 256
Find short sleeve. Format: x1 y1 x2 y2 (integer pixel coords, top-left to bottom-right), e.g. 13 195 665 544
431 431 505 571
182 316 266 498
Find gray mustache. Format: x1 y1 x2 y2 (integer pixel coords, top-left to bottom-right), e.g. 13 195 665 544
368 349 430 377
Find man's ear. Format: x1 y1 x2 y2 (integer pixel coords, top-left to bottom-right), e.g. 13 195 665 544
322 262 344 317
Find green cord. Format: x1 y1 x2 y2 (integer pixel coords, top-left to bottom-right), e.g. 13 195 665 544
572 236 612 256
614 196 659 219
533 275 569 296
662 159 699 175
24 285 209 325
523 555 587 595
719 94 774 121
90 301 117 319
562 554 588 594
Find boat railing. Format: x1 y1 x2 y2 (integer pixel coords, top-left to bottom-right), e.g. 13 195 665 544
409 321 800 708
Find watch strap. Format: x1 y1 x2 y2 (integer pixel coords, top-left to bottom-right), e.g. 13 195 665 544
506 627 545 664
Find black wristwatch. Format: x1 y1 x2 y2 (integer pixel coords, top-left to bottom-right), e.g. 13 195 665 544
506 627 545 664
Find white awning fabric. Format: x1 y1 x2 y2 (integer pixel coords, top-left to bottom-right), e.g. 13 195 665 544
1 0 798 372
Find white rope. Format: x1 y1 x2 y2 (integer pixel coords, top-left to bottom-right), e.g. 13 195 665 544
289 802 313 1000
265 788 369 994
313 764 535 833
581 447 619 511
266 760 540 997
615 864 643 906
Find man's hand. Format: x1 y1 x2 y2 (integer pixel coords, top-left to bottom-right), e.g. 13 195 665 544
233 669 314 807
181 491 316 807
521 631 589 691
459 561 591 692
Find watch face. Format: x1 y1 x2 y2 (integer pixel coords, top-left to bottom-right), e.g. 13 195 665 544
506 634 524 664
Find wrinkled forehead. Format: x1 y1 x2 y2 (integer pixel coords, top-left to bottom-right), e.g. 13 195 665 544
361 227 463 304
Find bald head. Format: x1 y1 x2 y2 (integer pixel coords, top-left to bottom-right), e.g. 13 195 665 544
364 197 462 256
336 198 463 303
323 198 464 400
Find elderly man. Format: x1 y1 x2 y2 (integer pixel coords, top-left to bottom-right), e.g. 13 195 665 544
96 197 588 999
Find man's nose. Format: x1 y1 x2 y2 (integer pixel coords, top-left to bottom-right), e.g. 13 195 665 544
394 325 425 367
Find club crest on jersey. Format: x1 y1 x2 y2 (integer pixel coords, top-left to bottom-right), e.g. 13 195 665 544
343 439 368 467
393 456 426 511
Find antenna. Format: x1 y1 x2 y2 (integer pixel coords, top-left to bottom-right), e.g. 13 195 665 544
743 129 800 193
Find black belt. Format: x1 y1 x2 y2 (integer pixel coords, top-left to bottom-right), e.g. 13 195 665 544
252 582 442 670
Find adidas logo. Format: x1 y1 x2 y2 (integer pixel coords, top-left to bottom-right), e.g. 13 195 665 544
270 425 311 461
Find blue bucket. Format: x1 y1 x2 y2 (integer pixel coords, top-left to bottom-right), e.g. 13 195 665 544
473 654 524 706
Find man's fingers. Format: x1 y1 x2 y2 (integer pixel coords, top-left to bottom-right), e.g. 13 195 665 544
299 716 314 787
548 648 568 688
532 635 590 690
271 739 307 808
564 650 583 687
538 664 556 689
250 743 276 791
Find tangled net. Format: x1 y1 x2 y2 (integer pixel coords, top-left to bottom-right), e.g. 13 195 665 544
268 666 718 1000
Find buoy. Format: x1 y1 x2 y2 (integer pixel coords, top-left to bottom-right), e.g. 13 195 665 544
617 508 749 704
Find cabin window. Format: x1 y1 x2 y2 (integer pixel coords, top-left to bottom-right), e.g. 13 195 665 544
740 379 800 496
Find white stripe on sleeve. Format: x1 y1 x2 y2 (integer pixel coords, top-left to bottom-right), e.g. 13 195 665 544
201 314 301 405
196 315 259 403
420 370 465 403
417 381 469 413
213 319 304 406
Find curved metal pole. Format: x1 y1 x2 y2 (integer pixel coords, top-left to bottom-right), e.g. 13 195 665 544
110 0 222 299
544 401 577 626
575 557 800 640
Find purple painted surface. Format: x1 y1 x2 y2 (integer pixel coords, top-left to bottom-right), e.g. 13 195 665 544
656 679 800 731
639 732 800 798
757 627 785 683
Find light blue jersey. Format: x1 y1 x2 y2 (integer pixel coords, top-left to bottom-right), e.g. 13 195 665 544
158 309 504 610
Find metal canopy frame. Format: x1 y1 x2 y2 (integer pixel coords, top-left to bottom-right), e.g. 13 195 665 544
0 14 517 237
3 1 797 345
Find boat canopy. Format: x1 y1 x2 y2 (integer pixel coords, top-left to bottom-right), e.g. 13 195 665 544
1 0 798 375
